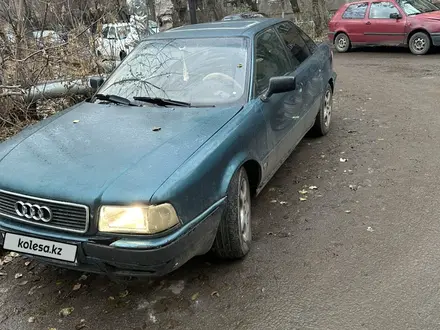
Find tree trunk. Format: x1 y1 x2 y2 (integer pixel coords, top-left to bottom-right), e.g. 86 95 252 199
14 0 26 84
311 0 328 36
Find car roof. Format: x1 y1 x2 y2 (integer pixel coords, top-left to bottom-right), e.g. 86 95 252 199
103 23 130 28
342 0 374 4
146 18 288 40
222 12 268 20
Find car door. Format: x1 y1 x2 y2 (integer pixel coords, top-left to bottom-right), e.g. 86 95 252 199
364 1 406 45
252 27 306 178
339 2 370 43
277 22 323 129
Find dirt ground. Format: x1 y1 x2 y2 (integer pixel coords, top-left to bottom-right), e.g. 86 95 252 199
1 47 440 330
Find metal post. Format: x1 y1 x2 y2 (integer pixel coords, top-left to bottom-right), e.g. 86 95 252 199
188 0 197 24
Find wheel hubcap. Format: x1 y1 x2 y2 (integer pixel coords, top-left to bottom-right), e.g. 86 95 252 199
238 173 251 243
414 37 426 52
337 36 347 49
323 90 332 127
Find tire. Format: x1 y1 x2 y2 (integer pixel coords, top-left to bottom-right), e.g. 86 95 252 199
334 33 351 53
211 167 251 259
409 32 431 55
310 83 333 137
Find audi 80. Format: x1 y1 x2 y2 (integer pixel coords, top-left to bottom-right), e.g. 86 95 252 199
0 18 336 277
329 0 440 55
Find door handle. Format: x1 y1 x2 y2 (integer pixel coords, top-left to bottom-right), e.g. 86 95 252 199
366 21 371 25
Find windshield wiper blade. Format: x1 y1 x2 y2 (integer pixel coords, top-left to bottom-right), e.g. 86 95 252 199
95 94 138 106
133 96 192 107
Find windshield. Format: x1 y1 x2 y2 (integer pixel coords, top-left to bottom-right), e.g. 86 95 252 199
117 26 131 39
397 0 439 15
97 37 249 106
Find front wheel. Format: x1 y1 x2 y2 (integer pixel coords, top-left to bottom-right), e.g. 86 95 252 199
409 32 431 55
211 167 251 259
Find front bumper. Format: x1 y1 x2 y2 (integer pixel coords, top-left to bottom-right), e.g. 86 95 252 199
0 200 224 277
431 33 440 47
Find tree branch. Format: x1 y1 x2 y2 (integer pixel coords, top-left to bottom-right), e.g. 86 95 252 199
15 18 101 63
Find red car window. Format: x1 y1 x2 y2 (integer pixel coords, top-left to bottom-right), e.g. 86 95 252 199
342 2 369 19
369 2 400 18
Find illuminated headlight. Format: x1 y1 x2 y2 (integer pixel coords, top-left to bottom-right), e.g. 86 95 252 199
98 204 180 234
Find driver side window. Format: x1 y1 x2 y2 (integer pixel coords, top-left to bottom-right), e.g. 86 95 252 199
369 2 400 18
254 28 291 96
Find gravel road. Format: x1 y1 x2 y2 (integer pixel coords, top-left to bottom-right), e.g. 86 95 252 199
1 47 440 330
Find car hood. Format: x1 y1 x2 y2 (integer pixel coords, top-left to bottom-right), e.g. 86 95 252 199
414 10 440 20
0 102 241 207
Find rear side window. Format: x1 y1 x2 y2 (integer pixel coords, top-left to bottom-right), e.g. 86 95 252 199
276 22 312 70
342 2 369 19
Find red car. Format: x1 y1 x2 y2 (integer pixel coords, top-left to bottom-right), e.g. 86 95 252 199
328 0 440 55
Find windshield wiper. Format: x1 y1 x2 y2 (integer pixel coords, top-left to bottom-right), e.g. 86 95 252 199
95 94 138 106
133 96 192 107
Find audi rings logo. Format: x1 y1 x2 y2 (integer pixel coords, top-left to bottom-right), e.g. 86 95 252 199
14 201 53 223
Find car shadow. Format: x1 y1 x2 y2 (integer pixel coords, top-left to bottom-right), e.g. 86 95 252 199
346 45 440 55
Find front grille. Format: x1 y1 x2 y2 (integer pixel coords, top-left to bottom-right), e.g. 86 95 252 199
0 190 89 233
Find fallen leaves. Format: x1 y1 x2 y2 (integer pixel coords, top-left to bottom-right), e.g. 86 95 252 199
119 290 129 298
191 292 199 301
211 291 220 297
75 319 87 330
0 251 19 266
367 227 374 232
340 158 348 163
78 274 88 281
73 120 80 124
28 284 43 296
72 283 82 291
28 316 35 323
14 273 22 279
59 307 74 317
152 126 161 132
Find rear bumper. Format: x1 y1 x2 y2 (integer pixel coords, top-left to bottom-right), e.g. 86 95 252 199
431 33 440 46
328 32 335 43
0 200 224 278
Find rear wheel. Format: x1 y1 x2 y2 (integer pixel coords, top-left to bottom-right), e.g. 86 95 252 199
211 167 251 259
334 33 351 53
310 83 333 137
409 32 431 55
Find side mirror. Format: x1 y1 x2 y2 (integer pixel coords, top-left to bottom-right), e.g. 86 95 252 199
390 13 402 19
90 77 104 91
261 76 296 101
